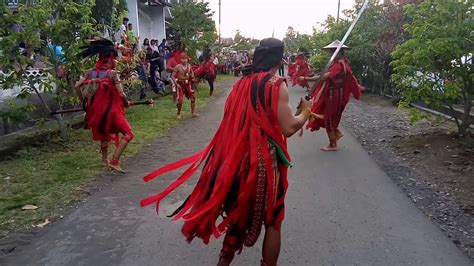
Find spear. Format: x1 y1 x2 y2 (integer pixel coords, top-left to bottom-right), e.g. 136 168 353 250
50 99 154 115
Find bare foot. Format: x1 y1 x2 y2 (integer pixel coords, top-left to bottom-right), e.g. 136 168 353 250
108 161 125 173
336 133 344 141
176 114 182 119
102 159 109 167
192 113 199 117
321 146 338 152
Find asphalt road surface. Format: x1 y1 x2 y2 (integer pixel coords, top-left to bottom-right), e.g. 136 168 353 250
1 78 471 266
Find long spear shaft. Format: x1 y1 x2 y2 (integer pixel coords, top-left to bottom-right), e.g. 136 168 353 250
306 0 370 100
50 99 154 115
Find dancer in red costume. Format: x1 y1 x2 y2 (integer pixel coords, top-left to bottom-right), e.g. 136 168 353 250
166 44 185 102
291 49 311 89
74 39 134 172
286 55 297 78
194 46 217 96
305 40 364 151
172 53 197 119
141 38 317 266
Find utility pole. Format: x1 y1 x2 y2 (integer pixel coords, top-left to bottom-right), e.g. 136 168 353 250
336 0 341 23
218 0 222 44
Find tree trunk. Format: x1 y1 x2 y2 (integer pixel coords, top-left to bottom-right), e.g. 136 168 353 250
458 96 472 137
2 117 12 135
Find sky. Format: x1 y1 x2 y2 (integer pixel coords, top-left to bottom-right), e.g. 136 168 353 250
206 0 357 40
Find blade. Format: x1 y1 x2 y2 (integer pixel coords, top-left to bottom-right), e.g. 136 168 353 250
307 0 370 98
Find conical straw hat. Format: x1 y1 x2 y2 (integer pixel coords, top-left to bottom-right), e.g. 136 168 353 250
323 40 350 49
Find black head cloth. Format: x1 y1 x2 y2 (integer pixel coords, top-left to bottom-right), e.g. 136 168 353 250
243 38 284 75
78 38 117 59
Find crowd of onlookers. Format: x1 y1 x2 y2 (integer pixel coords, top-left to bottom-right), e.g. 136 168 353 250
114 17 175 100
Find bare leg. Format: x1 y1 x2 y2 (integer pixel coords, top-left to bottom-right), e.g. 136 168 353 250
109 133 134 172
217 226 242 266
261 226 281 266
335 128 344 141
100 141 108 165
191 100 198 117
177 101 183 119
321 130 338 151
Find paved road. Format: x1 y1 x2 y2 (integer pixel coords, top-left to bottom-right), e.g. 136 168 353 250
1 80 471 266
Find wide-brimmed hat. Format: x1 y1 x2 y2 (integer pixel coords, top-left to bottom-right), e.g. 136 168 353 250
323 40 350 49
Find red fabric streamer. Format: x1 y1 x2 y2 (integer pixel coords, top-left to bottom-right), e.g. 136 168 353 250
141 72 290 246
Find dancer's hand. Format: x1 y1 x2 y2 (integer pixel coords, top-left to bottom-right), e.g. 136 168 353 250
297 97 312 111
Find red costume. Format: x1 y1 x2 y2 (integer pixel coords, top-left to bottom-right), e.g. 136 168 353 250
194 59 217 96
141 72 291 261
166 50 182 72
306 57 363 132
291 55 311 88
83 59 132 145
194 59 217 83
175 63 195 102
287 61 297 78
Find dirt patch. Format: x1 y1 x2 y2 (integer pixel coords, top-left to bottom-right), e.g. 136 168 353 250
343 94 474 259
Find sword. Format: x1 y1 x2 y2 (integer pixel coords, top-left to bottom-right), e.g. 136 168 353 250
50 99 155 115
299 0 370 109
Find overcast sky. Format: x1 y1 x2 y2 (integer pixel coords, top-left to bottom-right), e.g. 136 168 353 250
206 0 357 40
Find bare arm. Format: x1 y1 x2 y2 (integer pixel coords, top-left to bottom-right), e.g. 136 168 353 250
277 82 312 137
172 66 180 88
74 77 86 102
110 71 129 106
303 72 331 82
74 71 91 102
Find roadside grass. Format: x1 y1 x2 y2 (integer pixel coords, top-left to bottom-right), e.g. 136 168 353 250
0 77 229 238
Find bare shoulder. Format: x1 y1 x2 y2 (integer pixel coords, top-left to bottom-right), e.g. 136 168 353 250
278 79 289 100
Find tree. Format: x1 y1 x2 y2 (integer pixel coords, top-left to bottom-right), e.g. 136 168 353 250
283 26 313 54
168 0 217 60
391 0 473 135
0 1 98 139
92 0 128 36
231 30 258 51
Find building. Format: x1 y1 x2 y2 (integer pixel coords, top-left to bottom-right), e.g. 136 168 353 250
126 0 172 42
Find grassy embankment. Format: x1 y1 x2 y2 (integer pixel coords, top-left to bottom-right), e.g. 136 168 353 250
0 75 234 237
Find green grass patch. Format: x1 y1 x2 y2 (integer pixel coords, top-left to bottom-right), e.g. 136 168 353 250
0 80 222 238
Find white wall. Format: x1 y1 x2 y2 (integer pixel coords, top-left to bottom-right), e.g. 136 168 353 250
137 6 165 41
126 0 140 36
150 7 166 41
127 1 166 42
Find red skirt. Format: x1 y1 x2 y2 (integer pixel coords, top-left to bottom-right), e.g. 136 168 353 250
87 80 131 143
177 80 195 101
307 84 346 132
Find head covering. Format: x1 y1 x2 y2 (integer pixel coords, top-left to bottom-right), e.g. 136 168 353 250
78 38 117 59
243 38 284 75
323 40 350 50
202 46 212 61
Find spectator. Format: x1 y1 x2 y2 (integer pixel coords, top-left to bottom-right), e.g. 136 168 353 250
150 39 159 52
146 47 164 95
158 38 167 50
115 17 129 43
142 38 150 51
126 23 138 51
